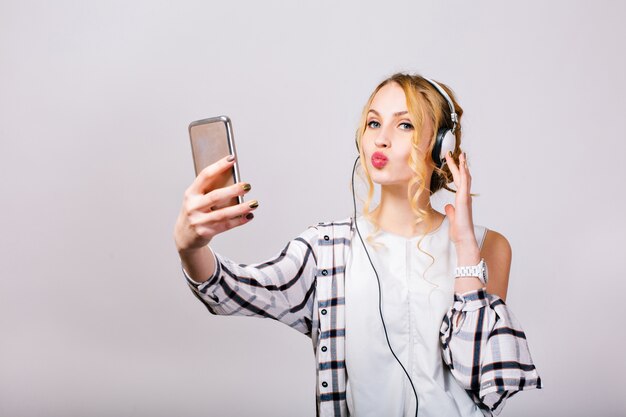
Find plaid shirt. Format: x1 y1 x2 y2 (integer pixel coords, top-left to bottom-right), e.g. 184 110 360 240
183 217 542 416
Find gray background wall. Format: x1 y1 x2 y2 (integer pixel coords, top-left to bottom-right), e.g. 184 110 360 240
1 1 624 416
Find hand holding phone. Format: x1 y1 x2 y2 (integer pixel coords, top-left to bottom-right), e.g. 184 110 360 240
174 117 258 253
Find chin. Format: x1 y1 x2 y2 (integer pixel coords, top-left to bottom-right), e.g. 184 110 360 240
364 162 412 186
370 175 412 187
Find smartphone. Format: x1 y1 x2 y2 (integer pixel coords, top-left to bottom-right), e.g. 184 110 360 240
188 115 243 207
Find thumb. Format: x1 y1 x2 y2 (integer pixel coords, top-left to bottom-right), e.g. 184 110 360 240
444 204 455 223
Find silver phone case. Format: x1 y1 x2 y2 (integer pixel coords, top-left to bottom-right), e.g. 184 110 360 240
188 115 243 205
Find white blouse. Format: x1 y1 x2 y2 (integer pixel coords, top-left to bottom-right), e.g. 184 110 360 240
345 215 488 417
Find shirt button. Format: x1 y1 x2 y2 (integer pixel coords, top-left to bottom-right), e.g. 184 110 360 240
324 235 330 241
321 346 327 352
321 309 327 315
322 381 328 388
321 269 328 276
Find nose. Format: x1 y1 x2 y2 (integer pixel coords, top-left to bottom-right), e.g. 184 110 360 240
374 130 390 148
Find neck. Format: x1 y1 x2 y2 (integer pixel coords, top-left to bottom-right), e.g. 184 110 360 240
372 183 442 237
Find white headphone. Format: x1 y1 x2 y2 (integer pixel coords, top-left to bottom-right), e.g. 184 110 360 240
423 77 458 168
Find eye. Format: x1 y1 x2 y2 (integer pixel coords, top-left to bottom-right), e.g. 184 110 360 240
367 120 380 129
399 122 414 130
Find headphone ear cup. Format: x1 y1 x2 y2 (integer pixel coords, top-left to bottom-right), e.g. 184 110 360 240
431 128 445 168
431 128 456 168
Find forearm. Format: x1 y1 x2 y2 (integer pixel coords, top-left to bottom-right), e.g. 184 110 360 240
181 226 319 334
454 242 484 295
178 245 216 284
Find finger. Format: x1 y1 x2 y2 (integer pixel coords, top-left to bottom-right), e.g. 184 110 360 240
189 155 237 195
465 153 472 192
220 211 255 232
190 181 251 212
460 152 472 193
444 151 461 187
192 199 259 226
459 152 467 191
194 209 255 240
444 203 455 223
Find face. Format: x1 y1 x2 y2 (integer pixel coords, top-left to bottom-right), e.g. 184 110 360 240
361 82 434 187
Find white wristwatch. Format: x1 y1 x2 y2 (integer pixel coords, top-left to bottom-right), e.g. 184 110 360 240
455 258 488 285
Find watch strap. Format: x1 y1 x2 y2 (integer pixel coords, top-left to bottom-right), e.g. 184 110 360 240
454 258 488 284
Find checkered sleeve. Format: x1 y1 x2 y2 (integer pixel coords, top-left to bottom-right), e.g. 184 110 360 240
182 225 319 337
440 288 543 416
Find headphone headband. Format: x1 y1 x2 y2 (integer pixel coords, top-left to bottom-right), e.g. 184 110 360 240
423 77 458 133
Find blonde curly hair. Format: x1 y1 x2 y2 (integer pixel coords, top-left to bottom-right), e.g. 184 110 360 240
354 72 467 278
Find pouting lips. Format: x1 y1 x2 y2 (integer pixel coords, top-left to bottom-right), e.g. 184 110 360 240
371 152 388 168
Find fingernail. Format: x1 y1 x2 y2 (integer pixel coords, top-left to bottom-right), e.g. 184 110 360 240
245 213 254 220
242 183 251 192
249 200 259 209
227 155 235 162
448 151 452 157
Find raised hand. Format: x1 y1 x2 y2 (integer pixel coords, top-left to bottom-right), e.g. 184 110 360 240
443 151 478 248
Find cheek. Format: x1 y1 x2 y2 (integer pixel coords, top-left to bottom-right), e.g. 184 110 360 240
396 146 415 175
360 133 374 153
397 143 413 162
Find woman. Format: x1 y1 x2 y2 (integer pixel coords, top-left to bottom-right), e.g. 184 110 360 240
173 73 542 417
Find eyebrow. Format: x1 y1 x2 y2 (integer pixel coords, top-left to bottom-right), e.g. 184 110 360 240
368 109 409 117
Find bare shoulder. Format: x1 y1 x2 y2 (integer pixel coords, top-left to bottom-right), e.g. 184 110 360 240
480 229 512 302
482 229 512 258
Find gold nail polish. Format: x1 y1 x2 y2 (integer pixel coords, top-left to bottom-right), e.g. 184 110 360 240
242 183 251 192
249 200 259 209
